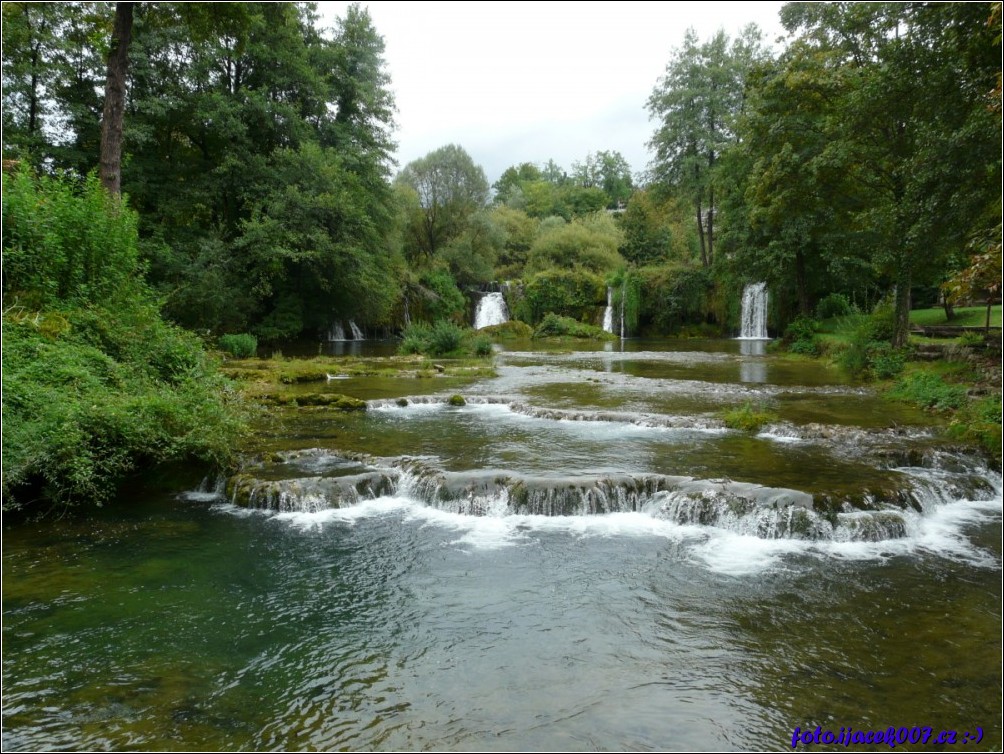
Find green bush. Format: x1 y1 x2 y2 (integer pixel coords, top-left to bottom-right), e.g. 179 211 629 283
3 167 140 307
888 372 967 411
783 315 820 355
720 402 778 432
471 334 494 357
783 315 819 344
949 396 1002 462
398 322 432 355
397 320 490 357
478 321 533 340
860 306 896 342
427 320 465 355
218 333 258 358
815 293 855 319
867 343 905 379
838 308 905 379
533 312 615 340
3 311 247 510
958 331 986 348
788 338 821 356
2 169 248 511
517 269 605 324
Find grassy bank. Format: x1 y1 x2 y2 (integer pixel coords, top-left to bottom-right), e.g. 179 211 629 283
782 308 1001 465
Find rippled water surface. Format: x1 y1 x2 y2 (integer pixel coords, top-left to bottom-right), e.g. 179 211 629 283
4 338 1001 751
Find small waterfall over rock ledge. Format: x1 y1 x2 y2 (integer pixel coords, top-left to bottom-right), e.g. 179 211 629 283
602 286 615 334
214 447 999 544
474 292 509 329
739 282 769 339
327 319 365 341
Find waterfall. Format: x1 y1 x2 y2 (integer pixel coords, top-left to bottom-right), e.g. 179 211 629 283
474 292 509 329
327 320 364 341
327 321 346 341
602 287 614 333
739 282 769 339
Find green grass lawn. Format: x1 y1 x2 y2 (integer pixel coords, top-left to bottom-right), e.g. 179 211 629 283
909 305 1001 328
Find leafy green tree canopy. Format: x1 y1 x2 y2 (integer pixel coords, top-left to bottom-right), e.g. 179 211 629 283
395 143 490 260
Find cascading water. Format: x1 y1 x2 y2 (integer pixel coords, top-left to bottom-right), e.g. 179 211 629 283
327 320 365 341
11 337 999 752
739 282 769 339
602 286 615 333
220 438 1000 546
474 292 509 329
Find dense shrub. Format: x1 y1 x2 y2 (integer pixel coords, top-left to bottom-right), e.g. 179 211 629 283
635 265 713 334
471 334 494 356
218 333 258 358
866 343 906 379
2 170 247 511
3 168 139 307
477 321 533 340
516 269 605 324
533 312 615 340
783 315 820 355
720 402 778 432
949 396 1002 463
815 293 855 319
427 320 464 354
3 309 247 510
397 320 489 357
838 307 905 379
888 372 967 410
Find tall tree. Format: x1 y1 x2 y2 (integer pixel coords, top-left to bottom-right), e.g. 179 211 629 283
395 144 489 260
99 2 133 195
721 42 872 316
781 1 1001 345
647 26 767 268
2 2 108 167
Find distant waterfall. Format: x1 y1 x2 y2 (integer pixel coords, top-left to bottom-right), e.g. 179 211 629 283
739 282 769 339
474 292 509 329
327 319 365 341
602 287 615 333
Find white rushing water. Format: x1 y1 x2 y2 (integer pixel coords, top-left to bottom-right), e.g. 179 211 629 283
739 281 769 339
602 286 614 333
474 292 509 329
327 319 365 341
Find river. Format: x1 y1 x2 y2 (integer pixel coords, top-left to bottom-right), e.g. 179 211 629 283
3 339 1000 750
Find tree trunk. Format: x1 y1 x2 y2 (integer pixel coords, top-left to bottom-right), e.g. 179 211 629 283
795 248 811 315
695 199 707 268
892 263 911 348
99 2 134 196
942 292 954 320
706 185 714 267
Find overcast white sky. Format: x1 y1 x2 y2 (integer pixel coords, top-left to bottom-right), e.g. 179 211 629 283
316 1 787 184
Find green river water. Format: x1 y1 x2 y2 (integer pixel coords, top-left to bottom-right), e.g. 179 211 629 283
3 339 1001 751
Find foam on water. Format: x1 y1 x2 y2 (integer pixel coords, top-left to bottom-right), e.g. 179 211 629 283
210 485 1002 575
